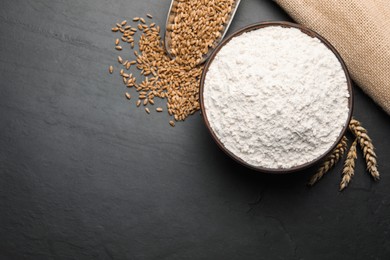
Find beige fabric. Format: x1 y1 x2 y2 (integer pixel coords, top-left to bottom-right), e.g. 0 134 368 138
275 0 390 114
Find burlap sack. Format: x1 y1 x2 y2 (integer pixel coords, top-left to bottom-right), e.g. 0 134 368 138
275 0 390 115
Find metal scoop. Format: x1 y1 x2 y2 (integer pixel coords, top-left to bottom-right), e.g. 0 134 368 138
164 0 241 65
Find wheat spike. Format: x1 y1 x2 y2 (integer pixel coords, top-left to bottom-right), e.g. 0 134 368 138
308 136 348 186
340 138 358 191
349 118 380 181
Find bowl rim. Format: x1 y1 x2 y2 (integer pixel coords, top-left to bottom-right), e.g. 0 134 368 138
199 21 354 174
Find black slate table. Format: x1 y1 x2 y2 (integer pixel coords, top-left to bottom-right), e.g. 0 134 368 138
1 0 389 259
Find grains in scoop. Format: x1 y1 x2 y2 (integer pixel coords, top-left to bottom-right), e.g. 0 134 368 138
166 0 235 66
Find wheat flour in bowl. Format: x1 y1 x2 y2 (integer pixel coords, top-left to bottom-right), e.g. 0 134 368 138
203 25 350 169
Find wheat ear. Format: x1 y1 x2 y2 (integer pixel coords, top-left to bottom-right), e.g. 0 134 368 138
308 136 348 186
340 138 358 191
349 118 380 181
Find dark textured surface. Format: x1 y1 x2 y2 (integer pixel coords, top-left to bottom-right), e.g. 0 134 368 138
0 0 389 259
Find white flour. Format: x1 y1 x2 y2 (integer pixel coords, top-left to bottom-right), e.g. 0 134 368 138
203 26 350 169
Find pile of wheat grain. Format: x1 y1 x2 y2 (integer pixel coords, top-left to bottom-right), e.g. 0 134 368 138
109 0 235 126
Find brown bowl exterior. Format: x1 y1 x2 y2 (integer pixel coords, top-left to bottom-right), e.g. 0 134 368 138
199 22 354 174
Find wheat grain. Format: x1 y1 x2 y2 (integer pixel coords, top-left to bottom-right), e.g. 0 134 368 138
340 138 358 191
349 118 380 180
109 1 236 125
308 136 348 186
